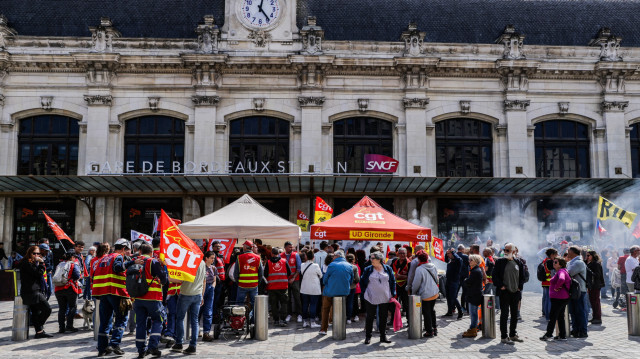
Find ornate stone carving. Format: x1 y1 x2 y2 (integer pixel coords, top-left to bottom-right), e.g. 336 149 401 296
589 28 622 62
248 30 271 48
148 97 160 111
503 99 530 111
502 70 529 92
495 124 508 137
400 22 426 57
192 63 221 88
300 16 324 55
599 73 626 94
41 96 53 111
253 98 265 111
357 99 369 112
83 95 113 106
402 97 429 109
495 25 525 60
89 17 121 52
298 96 325 107
558 102 569 115
402 67 428 89
460 100 470 114
195 15 219 53
0 15 17 50
191 95 220 106
298 64 324 88
601 101 628 112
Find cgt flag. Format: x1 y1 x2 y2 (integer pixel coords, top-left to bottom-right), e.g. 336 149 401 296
633 220 640 239
314 197 333 224
203 238 237 264
131 230 153 244
297 210 310 232
159 209 203 282
597 196 637 228
430 237 445 262
42 211 74 245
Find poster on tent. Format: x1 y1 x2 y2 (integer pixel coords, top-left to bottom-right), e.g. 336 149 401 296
310 240 419 258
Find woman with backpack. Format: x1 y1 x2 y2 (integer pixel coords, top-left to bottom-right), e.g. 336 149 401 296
586 250 605 325
53 249 83 333
540 258 572 341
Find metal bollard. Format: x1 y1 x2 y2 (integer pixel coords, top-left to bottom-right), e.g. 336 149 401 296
12 296 29 341
555 305 570 338
93 298 100 340
627 293 640 336
481 295 496 339
408 295 422 339
184 312 191 341
254 295 268 341
332 296 346 340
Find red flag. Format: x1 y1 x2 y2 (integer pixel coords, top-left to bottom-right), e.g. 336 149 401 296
633 220 640 239
431 237 445 261
385 245 391 260
159 209 203 282
203 238 237 264
314 197 333 223
42 211 75 245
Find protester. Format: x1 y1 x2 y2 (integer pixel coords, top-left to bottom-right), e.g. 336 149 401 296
201 251 218 340
346 253 361 324
172 258 206 355
611 266 623 310
410 251 439 338
300 250 322 328
84 246 96 300
483 248 496 296
405 245 425 295
443 248 463 319
618 249 630 306
38 242 53 300
315 241 329 273
607 250 619 299
265 247 291 327
540 258 571 341
537 248 557 320
632 262 640 293
567 245 588 338
355 249 367 314
54 249 82 333
209 241 226 319
492 243 525 345
8 251 23 269
319 251 353 336
234 240 263 308
389 248 410 323
462 254 484 338
282 241 302 323
457 245 470 313
20 245 53 338
360 251 395 344
625 246 640 295
586 250 604 325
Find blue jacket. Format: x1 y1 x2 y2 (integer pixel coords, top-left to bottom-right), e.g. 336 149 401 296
322 257 353 297
445 252 462 283
458 252 470 280
360 264 396 298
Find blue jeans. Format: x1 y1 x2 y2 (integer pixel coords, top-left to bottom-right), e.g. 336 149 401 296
301 294 320 320
97 295 129 352
83 277 92 300
346 288 356 320
176 294 201 347
542 287 551 320
236 286 258 307
468 303 479 329
199 284 215 333
134 300 164 353
445 282 462 314
569 292 588 334
164 295 178 338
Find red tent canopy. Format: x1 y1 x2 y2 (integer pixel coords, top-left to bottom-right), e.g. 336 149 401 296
310 196 431 242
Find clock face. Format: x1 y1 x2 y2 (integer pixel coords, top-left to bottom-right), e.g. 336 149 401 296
239 0 282 29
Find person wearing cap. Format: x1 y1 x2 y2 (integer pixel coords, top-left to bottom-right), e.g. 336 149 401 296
70 240 87 320
234 240 264 309
282 241 302 323
54 249 83 333
93 238 132 357
38 240 53 300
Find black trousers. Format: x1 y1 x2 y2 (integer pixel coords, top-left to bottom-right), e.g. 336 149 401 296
421 299 437 333
55 288 78 330
29 300 52 332
545 298 569 338
365 300 389 339
498 290 521 339
268 289 288 322
390 285 409 323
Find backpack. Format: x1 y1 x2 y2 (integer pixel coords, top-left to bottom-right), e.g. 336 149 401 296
52 261 73 287
569 276 582 300
126 259 153 298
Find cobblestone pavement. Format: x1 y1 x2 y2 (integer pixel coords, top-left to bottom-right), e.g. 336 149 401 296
0 291 635 358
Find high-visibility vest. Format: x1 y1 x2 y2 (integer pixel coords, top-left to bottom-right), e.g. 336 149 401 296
168 282 181 296
267 258 289 291
541 258 552 287
486 256 495 283
54 262 82 294
91 253 129 298
237 252 260 289
281 251 298 280
215 255 226 281
392 258 409 287
136 257 163 301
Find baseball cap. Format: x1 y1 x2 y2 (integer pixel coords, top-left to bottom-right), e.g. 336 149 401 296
38 243 50 252
243 240 254 248
114 238 131 249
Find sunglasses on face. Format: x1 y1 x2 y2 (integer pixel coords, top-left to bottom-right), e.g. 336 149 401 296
33 252 41 256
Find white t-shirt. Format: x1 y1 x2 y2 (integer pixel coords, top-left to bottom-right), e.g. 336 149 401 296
625 255 639 284
300 262 323 295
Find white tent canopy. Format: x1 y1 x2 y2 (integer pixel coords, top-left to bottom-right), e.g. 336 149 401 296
178 194 301 242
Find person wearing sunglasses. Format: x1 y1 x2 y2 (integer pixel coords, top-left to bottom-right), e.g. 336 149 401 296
19 245 53 339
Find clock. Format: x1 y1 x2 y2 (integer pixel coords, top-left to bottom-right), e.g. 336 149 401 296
237 0 283 30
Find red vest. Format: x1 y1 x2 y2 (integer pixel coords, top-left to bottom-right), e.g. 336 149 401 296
215 256 226 281
54 262 82 294
237 252 261 288
91 253 129 298
392 258 410 287
541 258 552 287
136 257 163 301
486 256 495 283
267 258 289 291
281 251 298 279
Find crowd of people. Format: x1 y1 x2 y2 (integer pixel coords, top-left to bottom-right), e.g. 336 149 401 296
6 235 640 357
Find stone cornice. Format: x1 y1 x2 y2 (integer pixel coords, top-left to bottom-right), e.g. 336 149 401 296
402 97 429 109
503 99 530 111
298 96 325 107
601 101 629 112
83 95 113 106
191 95 220 106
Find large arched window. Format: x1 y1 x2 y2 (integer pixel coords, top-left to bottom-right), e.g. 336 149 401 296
535 120 590 178
124 116 185 173
229 116 290 173
435 118 492 177
18 115 80 175
333 117 393 173
632 123 640 178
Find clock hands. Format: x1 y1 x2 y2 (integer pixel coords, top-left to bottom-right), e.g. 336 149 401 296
257 0 270 23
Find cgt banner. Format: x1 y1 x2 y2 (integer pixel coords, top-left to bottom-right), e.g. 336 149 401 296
429 237 445 261
43 211 75 245
314 197 333 224
203 238 237 264
159 209 203 282
297 210 310 232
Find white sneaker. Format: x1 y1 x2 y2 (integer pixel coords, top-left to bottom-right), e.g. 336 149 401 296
347 320 352 324
285 315 292 322
311 322 320 329
318 330 327 335
353 316 359 322
297 315 303 323
302 320 309 328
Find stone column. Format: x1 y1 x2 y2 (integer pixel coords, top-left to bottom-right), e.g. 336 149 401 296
402 97 429 177
601 101 630 177
503 99 530 177
192 95 220 173
298 96 324 173
0 94 16 175
0 196 14 252
83 94 113 174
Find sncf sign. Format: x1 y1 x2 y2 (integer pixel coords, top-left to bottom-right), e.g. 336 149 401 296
364 154 399 173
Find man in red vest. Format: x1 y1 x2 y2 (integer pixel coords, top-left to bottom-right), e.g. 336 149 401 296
54 249 82 333
282 241 302 323
266 247 292 327
234 240 263 309
537 248 557 320
390 247 411 323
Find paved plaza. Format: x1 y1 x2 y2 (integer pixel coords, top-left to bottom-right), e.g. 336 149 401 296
0 291 635 358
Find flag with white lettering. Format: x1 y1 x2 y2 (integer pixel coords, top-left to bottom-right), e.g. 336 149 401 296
297 210 310 232
203 238 237 264
314 197 333 224
43 211 75 245
131 230 153 244
597 196 637 229
430 237 445 262
159 209 203 282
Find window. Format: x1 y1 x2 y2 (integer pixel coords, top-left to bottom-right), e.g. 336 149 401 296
435 118 492 177
124 116 184 173
229 116 290 173
18 115 80 175
121 198 182 238
632 123 640 178
535 120 590 178
333 117 393 173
